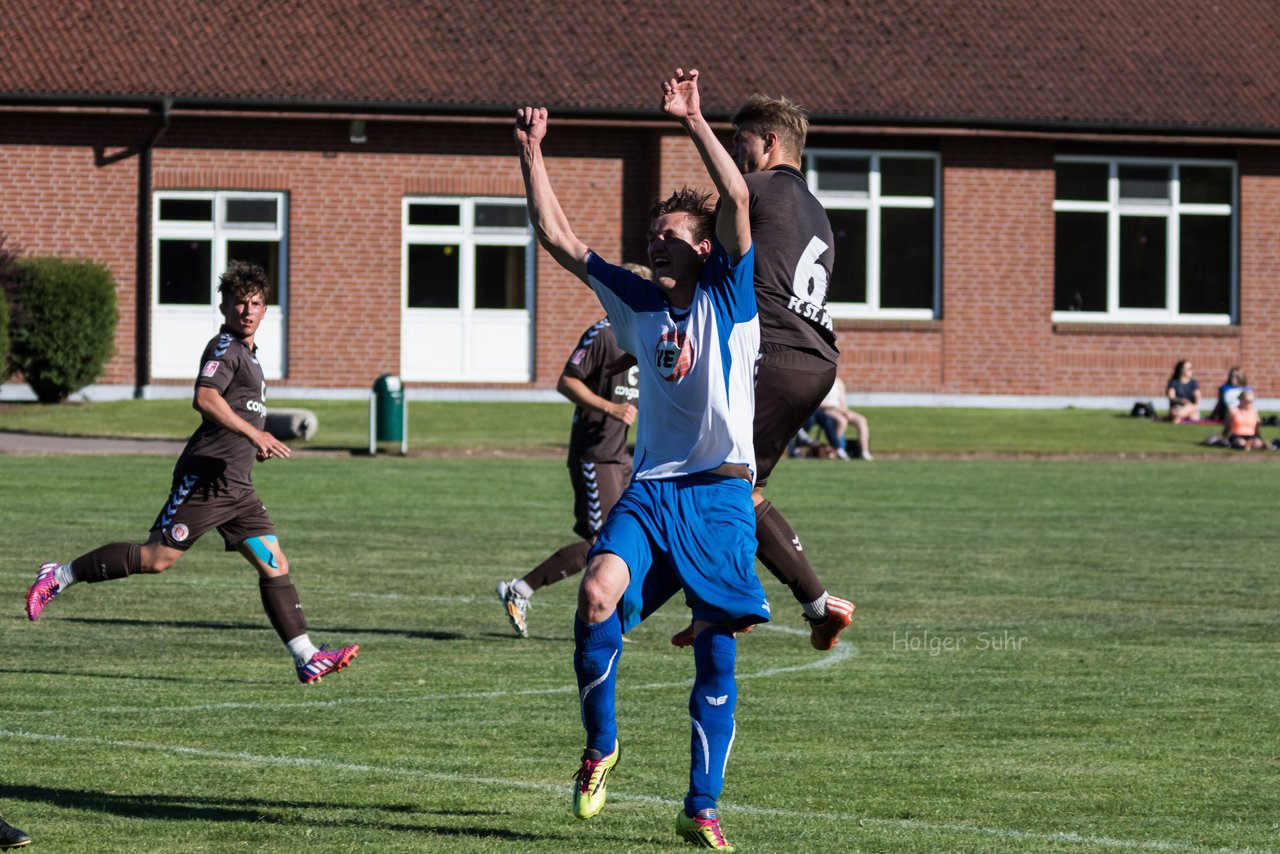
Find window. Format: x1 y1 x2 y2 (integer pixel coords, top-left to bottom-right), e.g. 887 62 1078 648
1053 157 1235 323
401 197 533 382
156 192 285 305
151 191 288 379
807 150 939 318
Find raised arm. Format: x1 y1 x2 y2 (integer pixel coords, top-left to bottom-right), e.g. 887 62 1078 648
661 68 751 262
515 107 590 283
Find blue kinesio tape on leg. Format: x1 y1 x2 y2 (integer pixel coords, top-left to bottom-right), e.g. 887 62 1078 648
246 535 279 569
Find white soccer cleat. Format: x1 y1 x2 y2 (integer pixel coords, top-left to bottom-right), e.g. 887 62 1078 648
496 579 530 638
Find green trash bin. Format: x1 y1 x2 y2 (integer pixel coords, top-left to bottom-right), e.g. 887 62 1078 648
369 374 407 455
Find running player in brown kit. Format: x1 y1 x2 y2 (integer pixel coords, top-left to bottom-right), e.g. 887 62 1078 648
671 94 856 651
25 261 359 685
496 311 639 637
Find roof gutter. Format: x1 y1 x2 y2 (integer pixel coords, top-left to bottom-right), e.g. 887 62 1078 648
3 91 1280 143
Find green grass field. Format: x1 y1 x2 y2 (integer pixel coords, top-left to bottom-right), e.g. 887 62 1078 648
1 413 1278 851
0 398 1269 456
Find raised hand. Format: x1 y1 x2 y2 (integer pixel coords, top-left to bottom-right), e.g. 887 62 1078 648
661 68 701 122
515 106 548 146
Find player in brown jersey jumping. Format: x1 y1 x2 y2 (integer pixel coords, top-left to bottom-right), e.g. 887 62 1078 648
25 261 359 685
496 297 641 638
670 95 856 651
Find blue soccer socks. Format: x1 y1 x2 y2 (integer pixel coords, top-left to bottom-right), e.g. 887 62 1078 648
686 625 738 816
574 612 623 755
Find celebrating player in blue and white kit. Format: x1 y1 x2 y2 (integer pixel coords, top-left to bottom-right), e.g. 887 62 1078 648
516 68 763 850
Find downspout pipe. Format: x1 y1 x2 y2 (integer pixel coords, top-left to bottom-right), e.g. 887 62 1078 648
134 97 172 398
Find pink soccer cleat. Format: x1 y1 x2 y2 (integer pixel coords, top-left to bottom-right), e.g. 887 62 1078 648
26 562 62 621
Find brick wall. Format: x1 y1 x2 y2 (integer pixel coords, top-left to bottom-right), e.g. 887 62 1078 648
4 111 1279 400
1238 146 1280 395
0 115 147 386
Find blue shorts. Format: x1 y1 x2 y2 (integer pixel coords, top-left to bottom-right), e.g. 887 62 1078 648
589 473 770 634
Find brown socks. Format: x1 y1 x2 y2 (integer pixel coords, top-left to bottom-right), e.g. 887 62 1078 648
70 542 141 583
259 574 308 644
523 540 592 592
754 499 827 605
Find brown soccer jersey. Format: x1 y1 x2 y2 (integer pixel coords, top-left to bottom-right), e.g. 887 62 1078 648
172 326 268 488
563 319 638 465
745 165 840 363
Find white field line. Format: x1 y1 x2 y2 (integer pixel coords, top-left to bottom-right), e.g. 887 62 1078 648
0 727 1266 854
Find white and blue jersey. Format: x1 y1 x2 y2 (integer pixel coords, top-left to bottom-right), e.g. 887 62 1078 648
585 241 769 632
585 241 759 481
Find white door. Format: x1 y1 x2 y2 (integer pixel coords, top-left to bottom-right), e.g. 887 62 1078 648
152 192 287 380
401 197 533 382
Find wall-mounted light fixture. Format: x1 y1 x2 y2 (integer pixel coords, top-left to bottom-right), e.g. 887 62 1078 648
349 120 367 144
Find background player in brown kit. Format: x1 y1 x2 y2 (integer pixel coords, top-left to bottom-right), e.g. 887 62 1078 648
496 286 642 637
674 94 856 651
25 261 359 685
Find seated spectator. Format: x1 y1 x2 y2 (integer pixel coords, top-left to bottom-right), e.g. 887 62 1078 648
802 376 872 461
1210 366 1251 422
1166 360 1201 424
1224 389 1266 450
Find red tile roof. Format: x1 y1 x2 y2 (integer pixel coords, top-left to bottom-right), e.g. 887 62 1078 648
6 0 1280 135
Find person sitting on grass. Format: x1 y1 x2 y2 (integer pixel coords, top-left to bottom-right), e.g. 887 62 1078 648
1224 389 1266 451
1210 366 1251 422
1165 359 1201 424
805 375 871 461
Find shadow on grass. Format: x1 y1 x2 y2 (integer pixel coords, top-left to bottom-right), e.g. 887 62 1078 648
1 785 568 841
0 666 271 685
62 616 268 632
61 615 470 642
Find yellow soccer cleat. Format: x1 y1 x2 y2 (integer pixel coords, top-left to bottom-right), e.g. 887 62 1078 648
676 809 734 850
571 742 619 819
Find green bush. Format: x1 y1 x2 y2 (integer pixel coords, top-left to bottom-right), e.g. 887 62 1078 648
0 233 20 378
9 256 118 403
0 280 9 381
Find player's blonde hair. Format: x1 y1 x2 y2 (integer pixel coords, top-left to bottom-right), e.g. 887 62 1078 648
733 94 809 160
621 262 653 279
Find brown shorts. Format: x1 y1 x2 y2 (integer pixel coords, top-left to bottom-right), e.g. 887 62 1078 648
570 459 631 540
753 348 838 489
150 476 276 552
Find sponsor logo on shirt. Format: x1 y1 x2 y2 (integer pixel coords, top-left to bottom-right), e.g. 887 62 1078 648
570 348 587 366
654 329 693 382
201 360 221 378
613 365 640 400
786 295 834 330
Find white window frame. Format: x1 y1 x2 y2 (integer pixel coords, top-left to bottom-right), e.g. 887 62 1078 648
806 149 940 320
400 196 535 382
1052 155 1236 325
151 190 288 379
